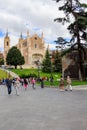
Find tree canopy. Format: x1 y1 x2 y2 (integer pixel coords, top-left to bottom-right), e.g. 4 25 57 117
6 46 25 69
42 48 52 73
53 50 62 72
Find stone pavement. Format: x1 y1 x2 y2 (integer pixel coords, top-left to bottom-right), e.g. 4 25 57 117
0 85 87 130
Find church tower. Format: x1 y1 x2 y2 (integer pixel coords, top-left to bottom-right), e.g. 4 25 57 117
4 30 10 65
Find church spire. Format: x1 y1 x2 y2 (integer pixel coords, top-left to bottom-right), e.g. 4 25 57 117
27 30 29 37
20 32 23 39
47 44 50 51
41 32 44 39
6 29 8 37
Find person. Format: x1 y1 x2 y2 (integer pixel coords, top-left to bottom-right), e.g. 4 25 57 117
14 78 20 95
59 76 65 91
65 75 72 91
40 78 44 88
23 78 28 90
20 78 24 86
6 78 12 95
31 78 36 89
50 76 54 87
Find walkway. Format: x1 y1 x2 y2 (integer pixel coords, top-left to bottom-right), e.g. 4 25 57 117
0 85 87 130
0 67 19 78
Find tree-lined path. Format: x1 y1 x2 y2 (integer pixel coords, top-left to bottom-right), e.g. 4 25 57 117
0 85 87 130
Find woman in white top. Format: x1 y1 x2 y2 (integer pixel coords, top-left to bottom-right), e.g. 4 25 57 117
65 75 72 91
14 78 20 95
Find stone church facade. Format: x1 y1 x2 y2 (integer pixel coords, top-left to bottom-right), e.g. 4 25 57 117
4 31 46 68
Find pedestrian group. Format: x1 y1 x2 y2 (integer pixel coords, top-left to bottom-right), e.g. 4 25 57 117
2 75 72 96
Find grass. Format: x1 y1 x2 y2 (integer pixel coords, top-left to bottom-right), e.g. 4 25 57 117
0 69 8 79
9 68 61 80
72 80 87 86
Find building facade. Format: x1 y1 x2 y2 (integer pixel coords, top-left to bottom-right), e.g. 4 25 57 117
4 31 46 68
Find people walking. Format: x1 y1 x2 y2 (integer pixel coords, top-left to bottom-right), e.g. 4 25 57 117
50 76 54 87
40 78 44 88
23 78 28 90
6 78 12 95
14 78 20 95
31 78 36 89
65 75 72 91
59 76 65 91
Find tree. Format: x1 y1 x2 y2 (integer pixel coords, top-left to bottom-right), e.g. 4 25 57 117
53 50 62 72
0 58 4 65
54 0 87 80
42 49 52 72
6 46 25 69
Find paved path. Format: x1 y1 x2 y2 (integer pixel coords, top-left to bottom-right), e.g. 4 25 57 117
0 68 19 78
0 85 87 130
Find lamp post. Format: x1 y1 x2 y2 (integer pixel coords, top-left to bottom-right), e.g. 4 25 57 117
37 60 40 81
50 54 53 86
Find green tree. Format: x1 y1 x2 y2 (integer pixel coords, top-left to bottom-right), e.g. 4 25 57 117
53 50 62 72
6 46 25 69
54 0 87 80
0 58 4 65
42 49 52 72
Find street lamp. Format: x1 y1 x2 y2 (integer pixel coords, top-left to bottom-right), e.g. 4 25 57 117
50 54 53 86
36 60 40 81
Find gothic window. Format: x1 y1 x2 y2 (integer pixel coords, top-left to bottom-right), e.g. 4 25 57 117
35 44 37 48
7 42 9 46
23 42 27 47
35 37 37 40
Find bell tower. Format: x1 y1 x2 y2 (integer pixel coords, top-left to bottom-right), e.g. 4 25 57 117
4 30 10 65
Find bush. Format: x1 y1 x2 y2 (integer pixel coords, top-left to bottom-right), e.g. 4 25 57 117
20 73 37 78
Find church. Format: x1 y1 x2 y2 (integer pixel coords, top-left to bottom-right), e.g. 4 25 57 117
4 31 46 68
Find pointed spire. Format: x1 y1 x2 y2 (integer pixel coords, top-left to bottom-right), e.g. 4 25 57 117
20 32 23 39
6 29 8 37
41 32 44 38
27 30 29 37
47 44 49 50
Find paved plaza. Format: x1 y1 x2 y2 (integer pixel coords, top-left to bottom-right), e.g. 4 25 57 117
0 85 87 130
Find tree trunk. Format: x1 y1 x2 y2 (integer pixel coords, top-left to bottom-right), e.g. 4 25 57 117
15 65 17 69
76 25 84 80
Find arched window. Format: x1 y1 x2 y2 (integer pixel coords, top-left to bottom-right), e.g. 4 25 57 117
35 44 37 48
7 41 9 46
35 37 37 40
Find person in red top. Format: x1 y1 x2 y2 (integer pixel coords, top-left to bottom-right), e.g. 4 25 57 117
31 78 36 89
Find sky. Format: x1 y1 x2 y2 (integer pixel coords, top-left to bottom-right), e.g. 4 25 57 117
0 0 86 52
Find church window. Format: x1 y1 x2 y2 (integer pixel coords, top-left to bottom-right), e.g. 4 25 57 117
35 44 37 48
23 42 27 47
35 37 37 40
7 42 9 46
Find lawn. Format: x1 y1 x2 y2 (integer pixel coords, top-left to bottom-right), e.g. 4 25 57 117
9 68 61 80
0 69 8 79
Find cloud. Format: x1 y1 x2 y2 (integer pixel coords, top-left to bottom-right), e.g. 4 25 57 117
0 0 86 51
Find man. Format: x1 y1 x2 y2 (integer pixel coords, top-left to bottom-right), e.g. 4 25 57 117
6 78 12 94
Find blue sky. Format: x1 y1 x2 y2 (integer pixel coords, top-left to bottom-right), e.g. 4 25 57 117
0 0 86 51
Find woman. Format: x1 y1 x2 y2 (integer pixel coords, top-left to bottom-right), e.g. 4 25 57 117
14 78 20 95
59 76 65 90
65 75 72 91
31 78 36 89
23 78 28 90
